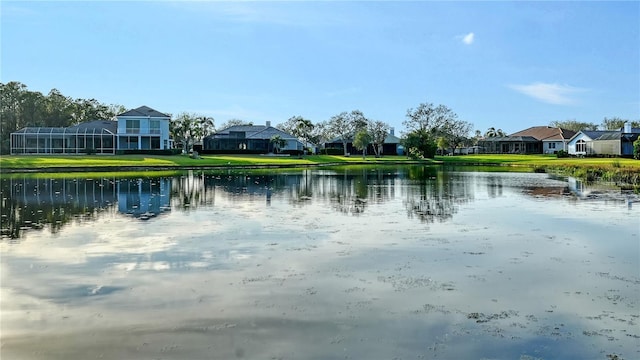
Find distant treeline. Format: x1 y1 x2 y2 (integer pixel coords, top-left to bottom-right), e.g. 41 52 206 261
0 82 126 154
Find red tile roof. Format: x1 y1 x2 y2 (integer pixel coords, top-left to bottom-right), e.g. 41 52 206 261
509 126 576 141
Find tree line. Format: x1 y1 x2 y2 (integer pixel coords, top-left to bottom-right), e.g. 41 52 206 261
549 118 639 132
0 82 127 154
5 82 636 158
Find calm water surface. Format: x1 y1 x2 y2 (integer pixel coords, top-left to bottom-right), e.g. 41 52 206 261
1 166 638 359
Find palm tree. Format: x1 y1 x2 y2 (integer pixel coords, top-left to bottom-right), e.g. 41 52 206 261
485 127 507 138
270 135 286 154
295 117 314 155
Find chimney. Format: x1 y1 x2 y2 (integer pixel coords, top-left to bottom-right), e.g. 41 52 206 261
624 122 631 133
266 121 271 127
390 127 395 136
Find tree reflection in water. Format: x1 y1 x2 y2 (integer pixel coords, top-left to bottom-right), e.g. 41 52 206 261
0 177 118 240
1 166 492 240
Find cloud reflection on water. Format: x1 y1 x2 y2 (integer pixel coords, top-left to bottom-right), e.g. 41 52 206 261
1 167 638 359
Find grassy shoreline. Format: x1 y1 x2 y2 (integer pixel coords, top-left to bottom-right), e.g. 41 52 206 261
1 154 639 184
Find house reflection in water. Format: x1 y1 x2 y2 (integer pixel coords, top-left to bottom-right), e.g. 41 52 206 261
117 178 171 220
0 177 118 239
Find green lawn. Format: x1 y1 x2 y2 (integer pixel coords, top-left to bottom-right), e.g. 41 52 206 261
435 154 640 169
1 153 639 172
0 154 426 170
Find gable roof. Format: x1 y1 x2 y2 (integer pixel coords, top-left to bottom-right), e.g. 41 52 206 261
509 126 576 141
117 106 170 118
326 131 401 144
571 130 623 142
210 125 298 140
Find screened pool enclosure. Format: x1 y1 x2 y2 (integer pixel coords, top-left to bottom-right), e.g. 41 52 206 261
10 121 116 155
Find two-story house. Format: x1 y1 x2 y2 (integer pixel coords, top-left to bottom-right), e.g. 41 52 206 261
116 106 171 151
10 105 171 154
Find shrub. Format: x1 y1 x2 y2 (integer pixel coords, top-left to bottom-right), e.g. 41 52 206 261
634 138 640 160
116 149 182 155
407 147 424 160
321 148 345 155
556 150 569 158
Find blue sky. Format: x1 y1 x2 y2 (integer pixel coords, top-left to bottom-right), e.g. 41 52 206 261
2 1 638 134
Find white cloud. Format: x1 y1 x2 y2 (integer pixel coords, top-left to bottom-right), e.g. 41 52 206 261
508 82 587 105
462 32 474 45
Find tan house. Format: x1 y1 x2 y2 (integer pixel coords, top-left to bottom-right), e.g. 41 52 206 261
480 126 576 154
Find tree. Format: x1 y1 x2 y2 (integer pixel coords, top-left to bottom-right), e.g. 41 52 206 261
270 135 286 154
0 82 126 154
437 136 449 155
601 117 640 130
171 113 215 153
634 138 640 160
327 110 367 156
197 116 215 139
402 129 437 159
353 129 372 159
276 116 299 135
472 130 482 145
0 82 27 153
171 113 205 154
403 102 457 136
279 116 314 154
20 90 46 127
295 117 314 154
549 119 598 132
310 120 331 149
485 127 506 137
219 118 252 129
443 120 472 155
108 104 127 118
367 120 389 157
70 98 120 125
402 102 457 159
44 89 75 127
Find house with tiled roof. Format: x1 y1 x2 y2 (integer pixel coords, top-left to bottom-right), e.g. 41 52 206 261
479 126 576 154
203 121 303 154
567 123 640 157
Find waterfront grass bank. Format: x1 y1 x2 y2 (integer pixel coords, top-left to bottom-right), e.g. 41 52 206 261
1 153 639 185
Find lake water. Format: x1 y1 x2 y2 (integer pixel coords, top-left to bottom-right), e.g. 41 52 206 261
1 166 638 360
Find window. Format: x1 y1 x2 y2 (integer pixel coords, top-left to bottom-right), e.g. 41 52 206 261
126 120 140 134
549 143 556 149
150 120 160 134
123 136 138 149
576 139 586 153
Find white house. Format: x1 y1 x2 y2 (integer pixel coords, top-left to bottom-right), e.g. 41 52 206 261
10 105 172 154
568 124 640 157
116 106 172 150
